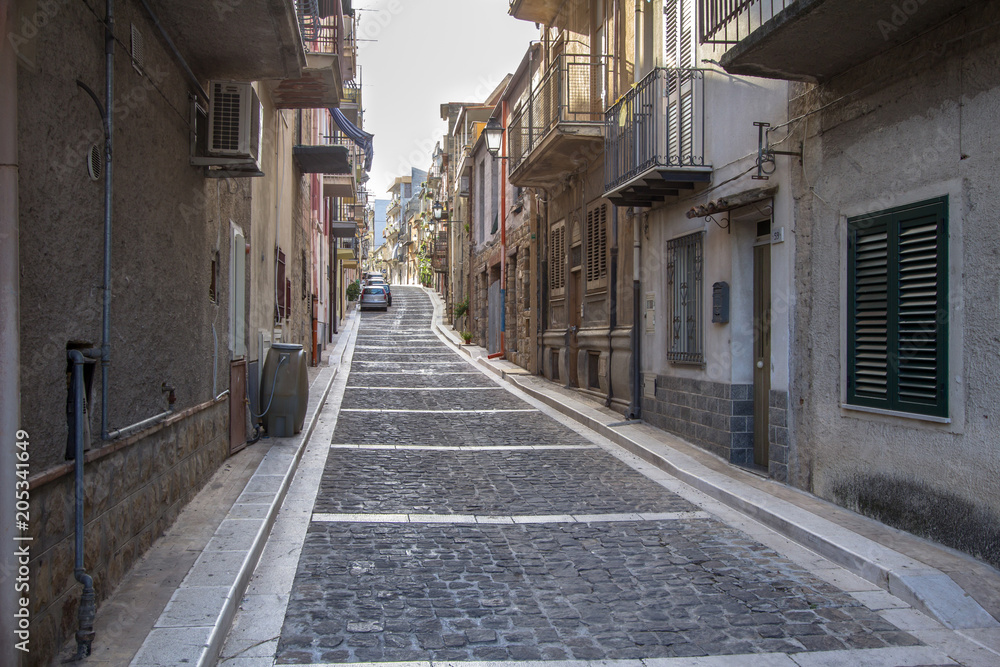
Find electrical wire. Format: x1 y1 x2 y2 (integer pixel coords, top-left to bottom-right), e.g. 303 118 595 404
77 0 189 127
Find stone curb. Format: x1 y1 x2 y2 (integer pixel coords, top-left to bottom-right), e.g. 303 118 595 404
129 310 359 667
421 288 998 632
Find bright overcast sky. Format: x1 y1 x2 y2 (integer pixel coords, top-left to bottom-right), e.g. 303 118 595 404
354 0 538 197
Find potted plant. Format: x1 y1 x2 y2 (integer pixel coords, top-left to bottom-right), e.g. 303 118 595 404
461 331 473 345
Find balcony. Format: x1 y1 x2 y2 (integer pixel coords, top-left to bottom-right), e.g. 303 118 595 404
270 0 348 107
604 68 711 208
508 0 562 25
508 54 607 188
701 0 977 82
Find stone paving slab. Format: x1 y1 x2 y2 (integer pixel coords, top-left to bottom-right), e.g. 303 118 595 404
341 387 527 410
332 410 594 447
275 519 919 664
313 448 703 515
353 352 460 363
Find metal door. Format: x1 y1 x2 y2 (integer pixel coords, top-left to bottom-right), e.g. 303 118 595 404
488 279 501 354
753 244 771 467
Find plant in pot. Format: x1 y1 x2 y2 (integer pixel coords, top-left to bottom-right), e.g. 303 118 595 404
461 331 473 344
346 279 360 301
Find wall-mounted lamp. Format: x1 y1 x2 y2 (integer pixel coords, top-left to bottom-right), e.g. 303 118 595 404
484 117 503 158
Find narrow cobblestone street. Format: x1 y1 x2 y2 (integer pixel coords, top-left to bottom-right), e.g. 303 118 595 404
225 287 935 666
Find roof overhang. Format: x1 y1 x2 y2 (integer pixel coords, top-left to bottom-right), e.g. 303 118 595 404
293 145 350 173
144 0 305 80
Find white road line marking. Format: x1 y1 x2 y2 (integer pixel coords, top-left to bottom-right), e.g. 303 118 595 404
329 444 599 451
310 511 712 524
344 387 506 391
339 408 537 413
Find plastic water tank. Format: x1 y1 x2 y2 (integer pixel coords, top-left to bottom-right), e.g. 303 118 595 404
261 343 309 437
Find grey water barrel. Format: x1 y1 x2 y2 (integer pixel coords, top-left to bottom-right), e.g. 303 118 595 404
261 343 308 437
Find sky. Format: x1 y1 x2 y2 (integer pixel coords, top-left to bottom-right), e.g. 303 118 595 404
353 0 539 197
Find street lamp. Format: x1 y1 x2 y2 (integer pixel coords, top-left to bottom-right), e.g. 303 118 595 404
484 117 503 158
432 201 444 220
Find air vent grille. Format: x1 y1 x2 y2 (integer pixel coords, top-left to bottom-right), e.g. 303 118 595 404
88 144 102 181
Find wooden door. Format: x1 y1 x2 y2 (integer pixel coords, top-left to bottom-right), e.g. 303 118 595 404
229 360 247 455
753 244 771 467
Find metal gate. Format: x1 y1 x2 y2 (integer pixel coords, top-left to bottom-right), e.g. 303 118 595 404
488 279 501 354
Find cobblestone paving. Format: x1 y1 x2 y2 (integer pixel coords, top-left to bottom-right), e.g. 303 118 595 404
314 448 701 515
341 387 528 411
276 287 920 664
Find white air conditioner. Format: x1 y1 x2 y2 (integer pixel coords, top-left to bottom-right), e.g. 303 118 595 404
207 81 262 161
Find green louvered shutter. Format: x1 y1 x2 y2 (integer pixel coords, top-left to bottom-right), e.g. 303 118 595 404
847 197 948 418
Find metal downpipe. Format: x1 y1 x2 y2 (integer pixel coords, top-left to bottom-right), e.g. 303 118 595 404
99 0 115 440
605 206 618 408
68 351 96 659
0 1 22 662
627 209 642 420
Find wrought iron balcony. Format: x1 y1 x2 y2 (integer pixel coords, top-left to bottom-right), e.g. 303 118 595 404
508 53 607 188
295 0 341 54
701 0 976 82
604 68 711 208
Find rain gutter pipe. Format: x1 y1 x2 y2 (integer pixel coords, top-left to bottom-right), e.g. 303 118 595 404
605 206 618 407
99 0 115 440
488 100 509 360
627 208 642 419
0 2 21 663
68 350 97 659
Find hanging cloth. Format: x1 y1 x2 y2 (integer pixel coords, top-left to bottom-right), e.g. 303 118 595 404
329 107 374 173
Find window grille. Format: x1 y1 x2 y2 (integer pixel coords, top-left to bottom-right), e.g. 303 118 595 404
666 232 704 363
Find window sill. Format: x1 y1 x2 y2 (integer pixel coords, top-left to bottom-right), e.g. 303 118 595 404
840 403 951 424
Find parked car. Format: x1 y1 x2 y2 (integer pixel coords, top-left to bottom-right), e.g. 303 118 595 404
359 285 388 311
368 277 391 306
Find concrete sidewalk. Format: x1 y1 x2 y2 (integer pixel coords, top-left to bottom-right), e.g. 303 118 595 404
56 310 358 667
425 288 1000 650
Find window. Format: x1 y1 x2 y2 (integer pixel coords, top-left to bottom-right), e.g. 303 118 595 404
585 202 608 288
666 232 703 363
550 222 566 297
847 197 948 418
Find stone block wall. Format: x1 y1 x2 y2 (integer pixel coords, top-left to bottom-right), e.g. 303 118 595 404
769 389 790 482
641 375 754 463
24 398 229 666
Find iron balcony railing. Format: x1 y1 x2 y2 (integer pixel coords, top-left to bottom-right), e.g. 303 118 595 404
604 68 706 193
699 0 791 45
295 0 340 54
508 53 609 173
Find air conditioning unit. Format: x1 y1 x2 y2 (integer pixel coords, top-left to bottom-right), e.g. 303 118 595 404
207 81 262 161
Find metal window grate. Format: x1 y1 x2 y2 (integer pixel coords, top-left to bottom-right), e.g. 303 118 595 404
666 232 704 363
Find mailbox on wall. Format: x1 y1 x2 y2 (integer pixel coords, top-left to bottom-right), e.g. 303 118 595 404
712 281 730 324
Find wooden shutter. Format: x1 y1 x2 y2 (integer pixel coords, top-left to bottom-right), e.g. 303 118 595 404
585 203 607 287
664 0 695 69
847 197 947 417
895 203 948 415
550 223 565 294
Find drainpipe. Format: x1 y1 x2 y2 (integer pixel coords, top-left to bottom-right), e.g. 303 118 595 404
627 208 642 419
1 2 21 663
605 205 618 407
68 351 96 659
99 0 115 439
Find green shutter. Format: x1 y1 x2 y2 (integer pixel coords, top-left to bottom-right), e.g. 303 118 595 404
847 197 948 418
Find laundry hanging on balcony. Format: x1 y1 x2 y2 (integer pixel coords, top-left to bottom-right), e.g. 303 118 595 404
329 107 374 172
